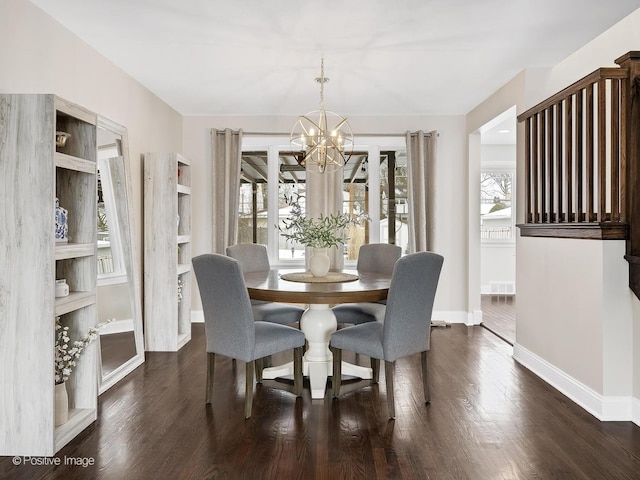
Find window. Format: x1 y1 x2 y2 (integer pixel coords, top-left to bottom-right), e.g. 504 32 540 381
379 151 409 254
480 170 514 241
239 136 407 265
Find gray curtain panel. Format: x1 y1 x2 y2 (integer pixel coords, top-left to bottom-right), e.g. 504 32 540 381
406 130 437 253
211 128 243 253
305 163 344 271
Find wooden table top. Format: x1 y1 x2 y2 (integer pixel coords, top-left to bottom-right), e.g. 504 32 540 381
243 268 391 304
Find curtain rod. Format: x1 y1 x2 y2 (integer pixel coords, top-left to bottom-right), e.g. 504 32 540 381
240 131 432 138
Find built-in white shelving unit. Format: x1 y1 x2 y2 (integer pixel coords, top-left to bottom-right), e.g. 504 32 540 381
0 94 98 456
144 152 192 351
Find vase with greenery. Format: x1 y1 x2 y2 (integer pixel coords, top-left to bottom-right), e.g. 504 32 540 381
278 193 362 276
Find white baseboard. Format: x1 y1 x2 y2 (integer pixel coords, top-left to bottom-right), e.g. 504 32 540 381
470 309 482 326
513 343 639 426
633 397 640 427
432 310 473 325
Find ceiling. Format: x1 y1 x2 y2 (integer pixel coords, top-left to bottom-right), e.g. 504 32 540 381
31 0 640 118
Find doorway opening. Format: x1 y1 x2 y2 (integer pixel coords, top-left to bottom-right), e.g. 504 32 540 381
479 106 516 344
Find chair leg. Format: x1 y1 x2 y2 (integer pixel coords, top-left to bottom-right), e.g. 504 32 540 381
293 346 303 396
255 358 263 383
245 361 254 418
371 358 380 384
330 346 342 397
205 352 215 404
385 361 395 419
263 355 272 368
422 350 430 404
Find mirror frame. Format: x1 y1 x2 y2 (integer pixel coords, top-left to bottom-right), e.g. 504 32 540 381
97 115 145 393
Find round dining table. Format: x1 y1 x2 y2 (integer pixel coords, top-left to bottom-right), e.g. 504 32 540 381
243 268 391 399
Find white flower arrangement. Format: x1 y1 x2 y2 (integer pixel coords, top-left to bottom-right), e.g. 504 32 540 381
54 317 99 385
178 278 185 303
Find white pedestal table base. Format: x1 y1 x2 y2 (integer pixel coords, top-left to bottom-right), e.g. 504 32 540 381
261 303 372 399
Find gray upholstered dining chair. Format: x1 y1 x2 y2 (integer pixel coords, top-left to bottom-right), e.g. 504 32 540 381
192 254 305 418
332 243 402 325
226 243 305 325
329 251 444 418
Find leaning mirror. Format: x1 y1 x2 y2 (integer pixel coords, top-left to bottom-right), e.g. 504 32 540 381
96 116 144 393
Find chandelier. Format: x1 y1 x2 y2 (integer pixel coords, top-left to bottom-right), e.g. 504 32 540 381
290 58 354 173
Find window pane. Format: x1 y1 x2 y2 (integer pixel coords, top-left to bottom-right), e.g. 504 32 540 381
277 182 306 260
239 139 409 265
238 182 268 244
480 172 513 239
380 151 409 254
239 154 269 245
342 181 368 261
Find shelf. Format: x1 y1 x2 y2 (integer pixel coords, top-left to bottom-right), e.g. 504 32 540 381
55 291 96 316
55 152 96 174
54 97 97 126
145 152 191 352
1 94 98 456
55 243 95 260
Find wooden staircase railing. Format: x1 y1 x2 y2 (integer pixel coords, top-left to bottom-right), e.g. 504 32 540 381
517 51 640 298
517 64 629 239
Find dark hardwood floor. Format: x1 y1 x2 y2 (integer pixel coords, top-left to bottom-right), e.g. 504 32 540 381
481 294 516 345
2 323 640 479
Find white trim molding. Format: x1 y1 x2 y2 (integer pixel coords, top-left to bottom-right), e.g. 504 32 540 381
432 310 474 325
633 397 640 427
191 310 204 323
513 343 639 426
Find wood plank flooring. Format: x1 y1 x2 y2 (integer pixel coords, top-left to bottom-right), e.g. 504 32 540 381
2 323 640 479
481 294 516 345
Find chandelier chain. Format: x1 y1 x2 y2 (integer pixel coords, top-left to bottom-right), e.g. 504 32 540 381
315 57 328 107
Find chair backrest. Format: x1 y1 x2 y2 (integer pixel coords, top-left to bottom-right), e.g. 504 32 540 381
356 243 402 274
226 243 270 273
192 254 256 362
383 251 444 361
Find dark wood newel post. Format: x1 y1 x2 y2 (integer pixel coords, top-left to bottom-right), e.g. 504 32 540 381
616 51 640 298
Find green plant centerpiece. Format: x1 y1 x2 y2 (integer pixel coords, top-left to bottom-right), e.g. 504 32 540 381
278 193 358 277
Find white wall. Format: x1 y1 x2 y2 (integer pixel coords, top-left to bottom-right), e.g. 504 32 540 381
480 144 516 294
468 8 640 423
182 114 470 321
481 245 515 295
517 237 606 392
1 0 183 316
527 9 640 109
